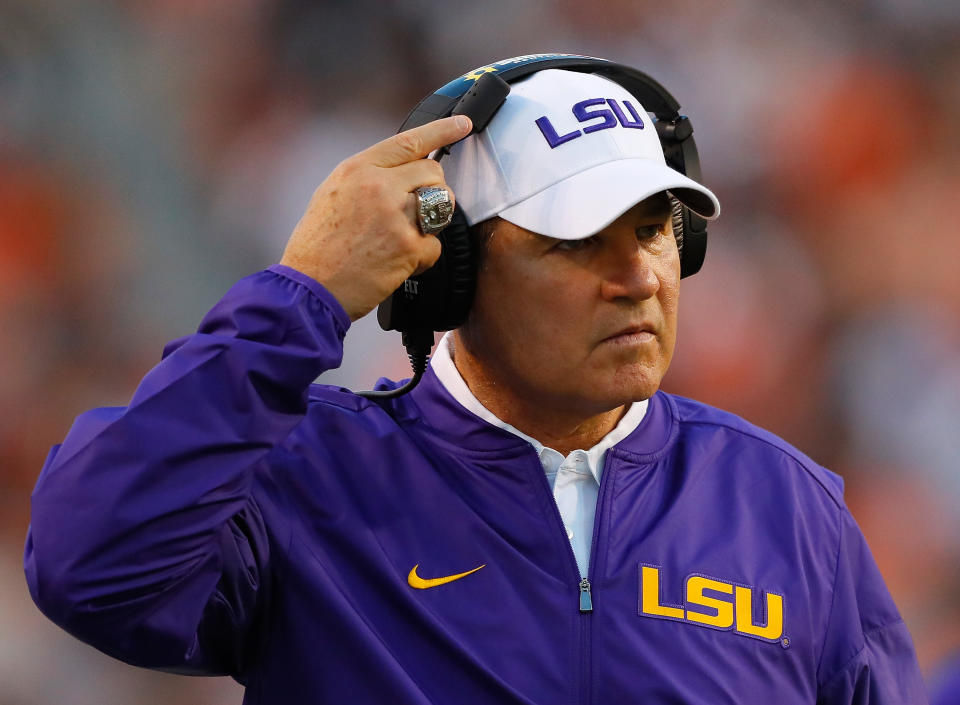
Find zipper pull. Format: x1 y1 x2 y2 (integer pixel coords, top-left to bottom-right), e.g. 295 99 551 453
579 578 593 613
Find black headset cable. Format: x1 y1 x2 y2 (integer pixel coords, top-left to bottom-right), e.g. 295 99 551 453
357 328 434 399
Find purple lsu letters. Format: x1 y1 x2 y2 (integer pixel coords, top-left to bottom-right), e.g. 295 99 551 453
535 97 645 148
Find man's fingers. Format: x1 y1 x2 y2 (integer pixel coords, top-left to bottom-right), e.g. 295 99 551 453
392 160 456 214
412 232 443 275
391 159 446 191
364 115 472 168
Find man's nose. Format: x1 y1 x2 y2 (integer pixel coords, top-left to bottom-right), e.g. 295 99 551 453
598 233 660 302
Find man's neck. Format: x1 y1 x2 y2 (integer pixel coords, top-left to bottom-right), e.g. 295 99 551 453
449 333 627 456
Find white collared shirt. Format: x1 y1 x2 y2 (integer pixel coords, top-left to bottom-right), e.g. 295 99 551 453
431 333 648 578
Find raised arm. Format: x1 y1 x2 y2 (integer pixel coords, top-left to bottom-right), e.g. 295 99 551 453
24 116 470 676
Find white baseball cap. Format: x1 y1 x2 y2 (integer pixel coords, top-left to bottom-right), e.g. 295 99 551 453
444 68 720 240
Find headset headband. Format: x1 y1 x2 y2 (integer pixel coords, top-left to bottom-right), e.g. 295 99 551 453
399 53 709 277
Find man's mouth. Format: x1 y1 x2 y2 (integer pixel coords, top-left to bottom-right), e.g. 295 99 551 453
601 324 656 345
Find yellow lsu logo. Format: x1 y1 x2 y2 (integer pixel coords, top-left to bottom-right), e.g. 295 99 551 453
639 564 787 645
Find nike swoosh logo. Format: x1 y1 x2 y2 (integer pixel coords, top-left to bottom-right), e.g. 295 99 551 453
407 563 486 589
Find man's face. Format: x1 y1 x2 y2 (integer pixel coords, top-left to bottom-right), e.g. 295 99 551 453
457 193 680 418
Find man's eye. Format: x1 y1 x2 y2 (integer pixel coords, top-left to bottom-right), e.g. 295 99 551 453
555 236 597 252
636 223 666 240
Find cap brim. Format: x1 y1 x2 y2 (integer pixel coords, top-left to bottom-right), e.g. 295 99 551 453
497 158 720 240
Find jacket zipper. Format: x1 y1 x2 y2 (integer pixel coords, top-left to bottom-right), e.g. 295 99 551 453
581 452 616 705
579 578 593 611
527 449 617 705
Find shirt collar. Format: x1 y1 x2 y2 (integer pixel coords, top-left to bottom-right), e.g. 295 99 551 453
430 332 648 482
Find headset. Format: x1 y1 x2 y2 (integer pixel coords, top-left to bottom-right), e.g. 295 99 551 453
359 54 711 399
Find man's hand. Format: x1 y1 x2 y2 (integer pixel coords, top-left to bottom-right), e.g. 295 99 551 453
280 115 472 321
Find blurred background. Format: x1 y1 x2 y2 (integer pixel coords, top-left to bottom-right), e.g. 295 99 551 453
2 0 959 702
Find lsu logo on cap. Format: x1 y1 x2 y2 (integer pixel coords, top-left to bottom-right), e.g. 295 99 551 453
535 98 645 149
638 564 788 646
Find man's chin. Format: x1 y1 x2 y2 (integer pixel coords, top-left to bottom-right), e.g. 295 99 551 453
605 367 665 404
579 377 662 414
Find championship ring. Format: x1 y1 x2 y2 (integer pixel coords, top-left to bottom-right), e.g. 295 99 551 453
415 186 454 234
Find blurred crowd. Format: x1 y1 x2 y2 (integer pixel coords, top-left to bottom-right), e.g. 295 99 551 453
2 0 959 702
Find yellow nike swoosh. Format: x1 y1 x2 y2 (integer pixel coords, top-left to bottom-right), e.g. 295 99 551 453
407 563 486 589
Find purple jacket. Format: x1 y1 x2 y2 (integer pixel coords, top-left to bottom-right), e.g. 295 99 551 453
25 266 926 704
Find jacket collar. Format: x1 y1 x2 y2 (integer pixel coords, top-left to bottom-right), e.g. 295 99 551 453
396 357 677 461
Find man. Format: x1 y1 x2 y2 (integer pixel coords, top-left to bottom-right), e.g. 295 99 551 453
25 64 925 703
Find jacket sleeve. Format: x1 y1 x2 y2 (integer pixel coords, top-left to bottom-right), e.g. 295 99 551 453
816 506 928 704
23 264 350 677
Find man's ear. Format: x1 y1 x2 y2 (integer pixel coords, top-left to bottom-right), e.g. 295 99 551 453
669 196 684 259
467 216 502 272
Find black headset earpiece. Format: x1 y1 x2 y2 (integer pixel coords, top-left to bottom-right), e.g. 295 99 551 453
361 204 476 400
375 203 476 334
361 54 711 399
